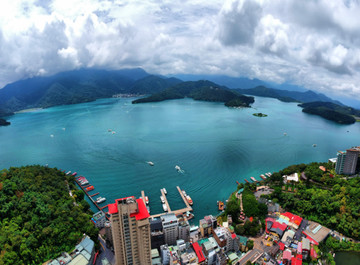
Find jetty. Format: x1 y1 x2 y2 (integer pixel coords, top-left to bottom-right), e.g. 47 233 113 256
74 176 109 220
150 186 193 218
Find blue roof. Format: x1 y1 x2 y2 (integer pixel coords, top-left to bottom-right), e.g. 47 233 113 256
77 236 94 256
238 188 244 194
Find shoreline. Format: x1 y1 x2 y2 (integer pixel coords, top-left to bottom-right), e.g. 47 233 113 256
15 107 43 114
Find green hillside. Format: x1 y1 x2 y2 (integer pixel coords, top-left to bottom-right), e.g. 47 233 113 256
0 165 98 264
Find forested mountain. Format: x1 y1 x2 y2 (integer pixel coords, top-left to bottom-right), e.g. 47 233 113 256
235 86 343 105
129 75 182 94
132 80 254 107
298 101 360 124
0 165 98 264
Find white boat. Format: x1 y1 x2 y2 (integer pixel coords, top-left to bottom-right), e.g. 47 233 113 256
80 180 89 185
250 177 257 182
163 188 167 195
96 197 106 204
145 196 149 204
284 132 287 136
160 196 165 204
66 171 71 175
175 165 181 171
147 161 154 166
182 190 187 196
162 204 168 212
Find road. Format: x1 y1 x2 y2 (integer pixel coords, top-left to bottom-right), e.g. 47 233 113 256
95 236 115 265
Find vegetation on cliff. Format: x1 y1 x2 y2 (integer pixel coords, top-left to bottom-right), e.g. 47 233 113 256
0 165 98 265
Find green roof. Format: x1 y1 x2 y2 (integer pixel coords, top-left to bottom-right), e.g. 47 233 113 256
239 236 248 245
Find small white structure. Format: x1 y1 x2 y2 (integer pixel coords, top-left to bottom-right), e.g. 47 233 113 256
283 173 299 183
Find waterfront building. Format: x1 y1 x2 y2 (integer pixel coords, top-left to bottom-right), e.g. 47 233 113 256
108 196 151 265
178 217 190 242
335 147 360 175
161 213 179 245
199 215 217 237
92 211 106 228
150 218 165 250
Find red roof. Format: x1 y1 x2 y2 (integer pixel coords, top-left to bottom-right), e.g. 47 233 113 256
131 199 150 220
272 221 287 231
192 242 205 262
291 257 297 264
231 233 237 239
282 212 303 226
310 247 317 259
279 242 285 251
294 254 303 265
302 232 319 245
107 197 150 220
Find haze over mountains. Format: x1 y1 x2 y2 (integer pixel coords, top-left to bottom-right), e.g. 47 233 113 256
0 68 359 125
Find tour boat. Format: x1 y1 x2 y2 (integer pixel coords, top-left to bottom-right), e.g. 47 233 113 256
160 196 165 204
145 196 149 204
96 197 106 204
186 195 193 206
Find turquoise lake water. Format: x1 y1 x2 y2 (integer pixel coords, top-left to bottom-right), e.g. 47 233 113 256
1 96 360 223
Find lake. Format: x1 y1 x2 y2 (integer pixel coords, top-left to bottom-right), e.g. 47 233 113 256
1 96 360 222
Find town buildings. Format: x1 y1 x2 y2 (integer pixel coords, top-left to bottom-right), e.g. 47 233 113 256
108 196 152 265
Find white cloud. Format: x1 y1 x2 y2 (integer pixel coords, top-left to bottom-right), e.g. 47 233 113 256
0 0 360 102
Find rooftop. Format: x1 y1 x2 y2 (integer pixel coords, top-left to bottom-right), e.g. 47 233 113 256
192 242 205 263
108 197 150 220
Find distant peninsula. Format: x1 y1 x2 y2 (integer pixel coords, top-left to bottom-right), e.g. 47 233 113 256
0 118 10 126
132 80 255 108
298 101 360 125
253 113 267 117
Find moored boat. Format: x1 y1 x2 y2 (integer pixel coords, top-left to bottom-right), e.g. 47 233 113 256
260 175 266 180
162 204 168 212
186 195 193 205
160 196 165 204
145 196 149 205
163 188 167 195
96 197 106 204
72 172 77 176
66 171 71 175
218 201 224 211
251 177 257 182
86 186 94 191
182 190 187 196
245 179 249 183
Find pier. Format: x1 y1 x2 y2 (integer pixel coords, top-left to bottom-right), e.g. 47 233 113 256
74 177 109 220
141 190 146 205
150 186 193 218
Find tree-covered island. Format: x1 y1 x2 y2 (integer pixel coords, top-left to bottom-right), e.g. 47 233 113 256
252 113 268 117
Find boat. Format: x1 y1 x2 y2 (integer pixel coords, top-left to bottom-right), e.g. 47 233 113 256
80 180 89 185
112 131 116 134
160 196 165 204
236 181 240 185
145 196 149 205
284 132 287 136
218 201 224 211
86 186 94 191
182 190 187 196
186 195 193 205
313 144 317 147
72 172 77 176
108 129 112 132
175 165 181 171
162 204 168 212
185 211 194 220
245 179 249 183
163 188 167 195
251 177 257 182
96 197 106 204
66 171 71 175
266 172 272 177
260 175 266 180
147 161 154 166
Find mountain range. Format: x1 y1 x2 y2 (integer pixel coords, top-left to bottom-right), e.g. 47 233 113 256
0 68 358 125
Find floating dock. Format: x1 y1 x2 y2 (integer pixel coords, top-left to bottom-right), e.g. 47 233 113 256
150 186 193 218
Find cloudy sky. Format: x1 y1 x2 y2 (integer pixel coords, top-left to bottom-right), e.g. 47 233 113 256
1 0 360 102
